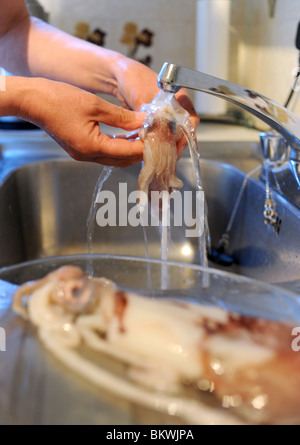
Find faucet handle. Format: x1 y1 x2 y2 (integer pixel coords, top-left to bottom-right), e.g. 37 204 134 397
259 131 289 165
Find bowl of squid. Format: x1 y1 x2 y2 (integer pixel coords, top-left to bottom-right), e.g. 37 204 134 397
0 253 300 425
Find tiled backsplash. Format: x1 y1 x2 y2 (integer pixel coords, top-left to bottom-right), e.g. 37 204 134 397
38 0 300 117
230 0 300 118
38 0 196 74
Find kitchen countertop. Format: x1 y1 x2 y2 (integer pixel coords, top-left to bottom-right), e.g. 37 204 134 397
196 121 260 142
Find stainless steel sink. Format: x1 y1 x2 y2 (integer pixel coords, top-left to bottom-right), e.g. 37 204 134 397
0 157 300 284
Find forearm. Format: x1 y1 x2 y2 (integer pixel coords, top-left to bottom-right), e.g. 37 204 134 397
0 14 122 95
0 0 160 112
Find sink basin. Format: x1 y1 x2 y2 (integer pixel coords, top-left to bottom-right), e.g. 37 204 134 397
0 157 300 284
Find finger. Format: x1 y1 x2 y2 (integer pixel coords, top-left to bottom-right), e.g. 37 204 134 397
112 130 140 140
174 90 200 158
94 97 146 130
95 133 144 158
175 89 200 128
93 155 143 168
176 135 189 158
67 146 143 168
64 132 144 162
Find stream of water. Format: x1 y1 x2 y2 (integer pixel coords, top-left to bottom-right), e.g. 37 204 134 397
86 94 210 288
180 118 210 288
86 165 114 276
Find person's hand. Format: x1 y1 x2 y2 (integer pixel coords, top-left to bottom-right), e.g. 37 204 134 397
174 89 200 157
111 56 199 157
21 77 147 167
0 5 199 166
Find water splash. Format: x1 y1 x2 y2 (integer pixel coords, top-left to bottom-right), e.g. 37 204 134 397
160 192 171 289
181 118 211 264
85 92 210 289
86 166 114 276
180 119 210 288
138 208 153 290
139 90 210 288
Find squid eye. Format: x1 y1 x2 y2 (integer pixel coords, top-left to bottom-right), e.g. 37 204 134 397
57 278 95 313
71 282 86 298
168 118 176 134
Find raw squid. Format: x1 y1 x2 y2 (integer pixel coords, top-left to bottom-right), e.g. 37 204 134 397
12 265 300 425
137 91 191 201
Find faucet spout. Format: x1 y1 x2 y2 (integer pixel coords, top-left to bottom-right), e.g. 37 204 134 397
157 62 300 161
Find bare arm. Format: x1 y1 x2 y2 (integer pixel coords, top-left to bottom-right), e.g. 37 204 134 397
0 0 199 165
0 75 145 166
0 0 149 166
0 0 118 84
0 0 159 109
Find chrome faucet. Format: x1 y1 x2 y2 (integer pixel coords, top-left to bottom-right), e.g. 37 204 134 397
157 62 300 208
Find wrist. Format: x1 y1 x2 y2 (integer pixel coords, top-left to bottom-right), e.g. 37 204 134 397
0 76 32 118
111 53 136 81
89 48 124 95
0 76 48 126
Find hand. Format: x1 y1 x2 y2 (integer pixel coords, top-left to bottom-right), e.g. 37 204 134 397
174 89 200 157
0 8 199 166
112 57 199 157
22 77 147 167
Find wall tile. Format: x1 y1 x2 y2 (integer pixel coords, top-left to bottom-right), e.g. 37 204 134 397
228 0 300 116
39 0 197 74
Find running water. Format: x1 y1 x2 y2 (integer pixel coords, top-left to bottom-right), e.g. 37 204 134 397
160 192 171 289
175 119 210 288
138 206 153 290
138 90 210 288
86 165 151 281
86 166 114 276
181 119 211 272
85 92 210 288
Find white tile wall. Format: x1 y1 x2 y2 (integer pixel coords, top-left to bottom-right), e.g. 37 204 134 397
38 0 196 74
230 0 300 116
